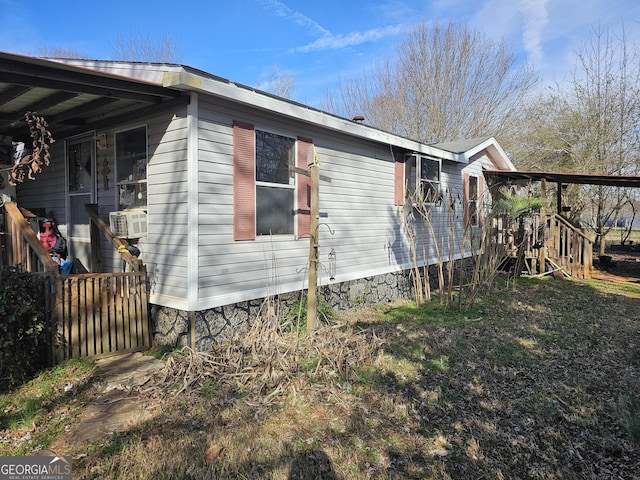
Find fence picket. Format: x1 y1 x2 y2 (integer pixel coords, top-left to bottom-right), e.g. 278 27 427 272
41 272 150 361
85 277 96 356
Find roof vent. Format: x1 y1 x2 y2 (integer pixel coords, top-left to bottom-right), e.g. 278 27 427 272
352 115 365 123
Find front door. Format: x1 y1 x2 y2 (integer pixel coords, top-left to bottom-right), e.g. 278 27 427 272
66 135 95 272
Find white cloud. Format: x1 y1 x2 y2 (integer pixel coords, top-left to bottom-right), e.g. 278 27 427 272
257 0 329 36
519 0 548 67
257 0 405 53
294 24 407 53
471 0 551 69
528 0 640 83
472 0 519 41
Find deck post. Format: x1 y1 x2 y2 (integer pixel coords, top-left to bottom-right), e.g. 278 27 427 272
539 179 547 274
87 204 103 273
307 157 320 332
556 182 563 215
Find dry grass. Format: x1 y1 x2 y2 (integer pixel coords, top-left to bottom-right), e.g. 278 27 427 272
2 274 640 479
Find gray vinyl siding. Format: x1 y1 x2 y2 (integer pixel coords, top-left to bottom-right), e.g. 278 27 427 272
13 92 496 314
192 95 480 311
141 109 190 305
92 107 191 306
14 141 67 227
314 142 400 282
399 161 463 266
196 97 310 309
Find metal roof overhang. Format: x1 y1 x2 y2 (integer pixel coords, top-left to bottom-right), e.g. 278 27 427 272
484 169 640 188
0 52 188 142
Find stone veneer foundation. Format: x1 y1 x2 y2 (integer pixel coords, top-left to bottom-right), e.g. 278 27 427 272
151 261 469 351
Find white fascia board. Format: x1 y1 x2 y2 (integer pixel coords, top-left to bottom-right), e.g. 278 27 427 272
163 69 455 160
485 141 516 171
47 58 180 85
461 137 516 171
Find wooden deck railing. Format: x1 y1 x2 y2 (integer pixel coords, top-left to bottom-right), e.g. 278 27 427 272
85 204 143 273
1 200 59 273
545 213 594 279
1 200 150 362
522 213 594 279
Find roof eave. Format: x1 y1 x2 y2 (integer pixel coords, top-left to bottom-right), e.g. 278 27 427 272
162 68 458 159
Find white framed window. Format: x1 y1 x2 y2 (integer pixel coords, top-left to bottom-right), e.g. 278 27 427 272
255 129 295 235
406 154 442 204
115 126 147 210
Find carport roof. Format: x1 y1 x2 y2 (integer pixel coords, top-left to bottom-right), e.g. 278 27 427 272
484 169 640 188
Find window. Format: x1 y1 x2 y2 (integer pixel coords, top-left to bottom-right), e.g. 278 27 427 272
419 156 441 203
233 121 309 240
115 126 147 210
468 175 478 226
255 130 295 235
404 154 442 204
464 173 483 227
67 139 92 194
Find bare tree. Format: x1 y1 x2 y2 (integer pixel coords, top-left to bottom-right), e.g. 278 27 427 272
509 23 640 254
256 65 297 99
110 31 182 63
324 20 538 143
37 47 84 59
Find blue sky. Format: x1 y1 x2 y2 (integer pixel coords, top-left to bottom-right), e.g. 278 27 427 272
2 0 640 107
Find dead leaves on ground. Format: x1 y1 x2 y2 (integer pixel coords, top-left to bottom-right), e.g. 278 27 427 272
142 316 384 415
111 279 639 478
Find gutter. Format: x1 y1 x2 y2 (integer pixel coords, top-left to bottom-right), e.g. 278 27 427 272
162 69 461 162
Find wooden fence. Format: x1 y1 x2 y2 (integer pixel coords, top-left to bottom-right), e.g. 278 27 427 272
55 271 149 362
2 200 150 363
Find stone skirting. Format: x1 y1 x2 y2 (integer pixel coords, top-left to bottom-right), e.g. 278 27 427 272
151 261 469 351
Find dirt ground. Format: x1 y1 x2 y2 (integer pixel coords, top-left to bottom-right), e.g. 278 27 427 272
45 353 164 454
592 247 640 284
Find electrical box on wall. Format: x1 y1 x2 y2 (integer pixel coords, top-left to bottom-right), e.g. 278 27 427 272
109 210 147 238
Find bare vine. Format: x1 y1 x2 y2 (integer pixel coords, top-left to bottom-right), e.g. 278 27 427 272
9 112 55 186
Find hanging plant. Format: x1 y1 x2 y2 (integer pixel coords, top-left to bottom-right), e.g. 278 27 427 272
9 112 55 185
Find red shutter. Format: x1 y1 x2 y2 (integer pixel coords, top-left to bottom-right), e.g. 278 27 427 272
463 172 470 226
478 175 484 228
394 153 405 206
297 137 312 236
233 120 255 241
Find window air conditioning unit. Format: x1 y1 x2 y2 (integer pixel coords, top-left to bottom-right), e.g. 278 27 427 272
109 210 147 239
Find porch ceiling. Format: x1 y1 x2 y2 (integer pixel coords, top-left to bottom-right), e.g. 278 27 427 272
0 52 187 142
484 169 640 188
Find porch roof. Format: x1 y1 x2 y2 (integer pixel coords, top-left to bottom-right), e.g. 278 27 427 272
0 51 187 143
